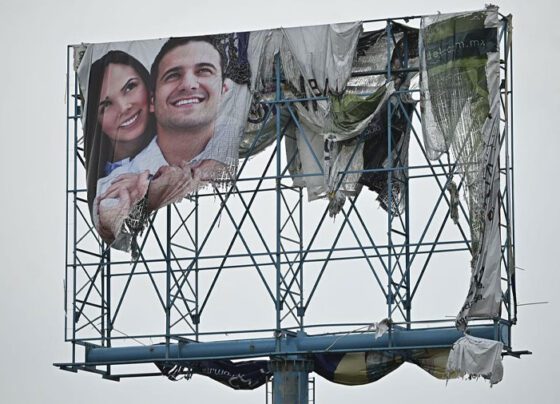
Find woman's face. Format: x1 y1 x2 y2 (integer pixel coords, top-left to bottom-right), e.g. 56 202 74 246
97 63 149 142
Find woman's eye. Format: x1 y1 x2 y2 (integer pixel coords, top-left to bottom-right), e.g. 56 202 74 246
98 100 111 114
124 81 138 93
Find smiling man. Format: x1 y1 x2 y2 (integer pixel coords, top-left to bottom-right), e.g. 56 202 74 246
149 36 229 165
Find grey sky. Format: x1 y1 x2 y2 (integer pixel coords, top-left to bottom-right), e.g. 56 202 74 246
0 0 557 403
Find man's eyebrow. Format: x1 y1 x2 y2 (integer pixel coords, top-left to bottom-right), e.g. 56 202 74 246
196 62 217 71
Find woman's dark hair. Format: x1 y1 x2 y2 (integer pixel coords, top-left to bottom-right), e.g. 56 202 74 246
84 50 154 214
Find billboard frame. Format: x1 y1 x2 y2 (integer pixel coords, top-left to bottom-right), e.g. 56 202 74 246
56 13 517 401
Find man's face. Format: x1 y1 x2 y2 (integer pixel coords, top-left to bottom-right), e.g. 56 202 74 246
151 41 226 134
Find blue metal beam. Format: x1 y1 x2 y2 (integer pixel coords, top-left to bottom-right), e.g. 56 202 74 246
84 324 505 365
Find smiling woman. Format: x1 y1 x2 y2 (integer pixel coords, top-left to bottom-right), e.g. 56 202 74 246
84 50 155 214
98 64 149 145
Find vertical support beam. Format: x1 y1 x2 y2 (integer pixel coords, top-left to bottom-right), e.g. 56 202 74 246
101 256 106 346
64 45 70 345
270 358 312 404
501 18 511 327
503 16 516 326
508 15 517 325
404 117 411 328
166 205 172 357
508 15 515 258
385 20 394 324
71 57 79 364
299 188 304 331
106 248 112 375
195 193 200 341
275 53 283 341
401 30 412 329
266 377 271 404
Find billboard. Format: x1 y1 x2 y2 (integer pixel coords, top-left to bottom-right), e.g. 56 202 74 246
70 6 507 387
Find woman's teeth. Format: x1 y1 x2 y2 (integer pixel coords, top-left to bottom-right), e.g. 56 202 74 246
120 111 140 127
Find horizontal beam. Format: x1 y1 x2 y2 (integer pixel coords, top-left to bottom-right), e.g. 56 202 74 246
79 324 507 366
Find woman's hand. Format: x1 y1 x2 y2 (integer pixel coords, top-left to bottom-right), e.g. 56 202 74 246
94 171 150 242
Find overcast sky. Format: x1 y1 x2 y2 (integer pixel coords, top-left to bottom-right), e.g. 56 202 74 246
0 0 557 403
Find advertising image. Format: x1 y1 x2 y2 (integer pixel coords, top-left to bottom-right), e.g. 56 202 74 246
79 34 257 250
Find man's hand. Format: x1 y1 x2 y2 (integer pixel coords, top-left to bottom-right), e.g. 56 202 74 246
147 162 199 211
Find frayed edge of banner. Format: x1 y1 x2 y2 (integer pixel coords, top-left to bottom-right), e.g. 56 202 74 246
115 161 238 259
445 371 499 387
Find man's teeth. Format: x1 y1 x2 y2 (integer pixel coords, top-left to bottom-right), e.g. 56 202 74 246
120 112 139 127
175 98 201 106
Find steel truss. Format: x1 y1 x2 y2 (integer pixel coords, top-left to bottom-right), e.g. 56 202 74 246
57 14 516 401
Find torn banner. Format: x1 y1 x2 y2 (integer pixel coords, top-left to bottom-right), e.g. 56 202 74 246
314 348 455 385
153 347 455 388
419 7 502 328
446 335 503 385
154 341 506 387
282 23 419 215
156 359 270 389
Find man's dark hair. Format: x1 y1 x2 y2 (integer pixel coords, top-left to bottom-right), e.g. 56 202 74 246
150 36 226 90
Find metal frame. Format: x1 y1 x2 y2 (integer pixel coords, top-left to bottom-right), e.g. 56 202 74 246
57 14 516 401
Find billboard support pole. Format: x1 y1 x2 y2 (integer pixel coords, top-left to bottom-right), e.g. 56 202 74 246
270 357 312 404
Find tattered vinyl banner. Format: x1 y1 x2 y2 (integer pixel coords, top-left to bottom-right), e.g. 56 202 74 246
76 6 505 385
